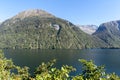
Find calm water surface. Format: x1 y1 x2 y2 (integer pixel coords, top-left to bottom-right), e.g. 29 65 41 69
3 49 120 75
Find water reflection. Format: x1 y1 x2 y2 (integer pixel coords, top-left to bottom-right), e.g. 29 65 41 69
3 49 120 75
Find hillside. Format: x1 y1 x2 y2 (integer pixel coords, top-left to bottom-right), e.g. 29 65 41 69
0 9 106 49
93 20 120 48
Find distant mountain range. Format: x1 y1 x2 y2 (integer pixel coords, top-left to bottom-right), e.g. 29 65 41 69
77 25 98 35
0 9 120 49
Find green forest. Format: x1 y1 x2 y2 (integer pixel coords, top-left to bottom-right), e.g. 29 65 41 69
0 16 107 49
0 50 120 80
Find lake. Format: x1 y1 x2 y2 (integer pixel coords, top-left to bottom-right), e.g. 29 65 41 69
3 49 120 76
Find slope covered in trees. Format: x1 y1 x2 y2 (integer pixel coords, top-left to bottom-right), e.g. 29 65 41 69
0 9 106 49
93 20 120 48
2 9 120 49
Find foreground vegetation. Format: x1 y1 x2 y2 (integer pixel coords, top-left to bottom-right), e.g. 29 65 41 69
0 50 120 80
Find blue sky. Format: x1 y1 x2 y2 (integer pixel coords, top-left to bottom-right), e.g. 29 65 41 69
0 0 120 25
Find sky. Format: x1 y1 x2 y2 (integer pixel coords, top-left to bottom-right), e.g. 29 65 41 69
0 0 120 26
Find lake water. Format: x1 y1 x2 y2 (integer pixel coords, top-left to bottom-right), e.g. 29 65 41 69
3 49 120 76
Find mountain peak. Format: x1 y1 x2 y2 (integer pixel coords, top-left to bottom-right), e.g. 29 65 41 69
12 9 55 19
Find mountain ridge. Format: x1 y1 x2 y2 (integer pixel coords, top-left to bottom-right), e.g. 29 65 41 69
12 9 55 20
0 9 106 49
93 20 120 48
77 25 98 35
0 9 119 49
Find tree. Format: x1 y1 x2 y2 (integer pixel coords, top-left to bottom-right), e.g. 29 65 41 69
79 59 105 80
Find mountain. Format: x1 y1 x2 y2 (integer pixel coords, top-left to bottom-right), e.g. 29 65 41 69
93 20 120 48
77 25 98 35
0 9 106 49
0 22 1 24
12 9 55 19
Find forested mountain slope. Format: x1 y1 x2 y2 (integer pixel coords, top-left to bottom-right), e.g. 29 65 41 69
93 20 120 48
0 9 107 49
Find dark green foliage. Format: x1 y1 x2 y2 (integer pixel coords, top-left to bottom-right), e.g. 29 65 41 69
0 50 29 80
34 59 56 75
1 10 120 49
79 59 105 80
0 16 106 49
